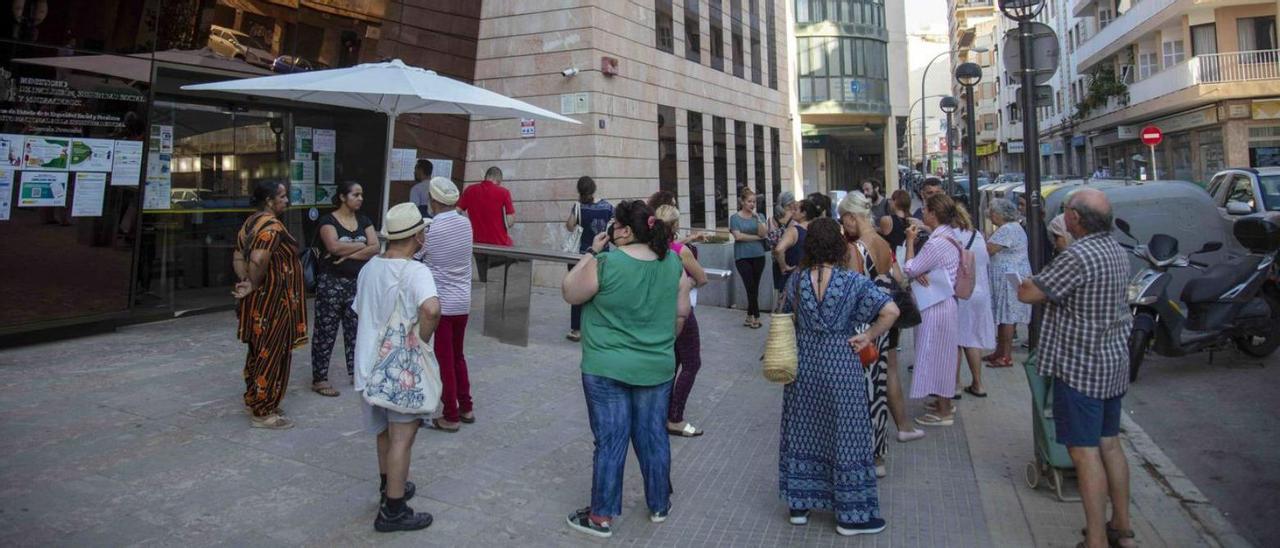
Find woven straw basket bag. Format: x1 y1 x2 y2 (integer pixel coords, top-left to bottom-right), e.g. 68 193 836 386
762 299 798 384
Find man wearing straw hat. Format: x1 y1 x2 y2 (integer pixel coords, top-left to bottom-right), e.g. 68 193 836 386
415 177 475 432
352 202 440 532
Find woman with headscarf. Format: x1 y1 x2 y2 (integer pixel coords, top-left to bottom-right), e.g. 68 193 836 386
232 180 307 430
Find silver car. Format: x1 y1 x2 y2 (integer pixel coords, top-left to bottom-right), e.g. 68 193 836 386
207 25 274 68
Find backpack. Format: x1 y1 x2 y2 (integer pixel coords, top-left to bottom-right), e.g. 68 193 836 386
945 231 978 300
361 262 443 415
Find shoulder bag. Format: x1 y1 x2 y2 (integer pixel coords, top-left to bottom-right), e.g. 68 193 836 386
362 262 444 415
762 281 799 384
562 202 584 254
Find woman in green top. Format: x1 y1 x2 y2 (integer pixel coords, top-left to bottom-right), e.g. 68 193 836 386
561 200 693 539
729 187 769 328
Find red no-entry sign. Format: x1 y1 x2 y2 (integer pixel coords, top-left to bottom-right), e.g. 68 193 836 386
1140 126 1163 146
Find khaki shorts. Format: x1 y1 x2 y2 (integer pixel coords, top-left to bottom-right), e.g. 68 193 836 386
358 392 424 435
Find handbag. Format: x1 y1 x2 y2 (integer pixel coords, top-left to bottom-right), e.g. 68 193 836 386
562 202 584 254
362 263 444 415
300 246 319 292
762 285 799 384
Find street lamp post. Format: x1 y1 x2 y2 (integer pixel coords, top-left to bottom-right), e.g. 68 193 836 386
921 47 988 175
956 61 983 214
939 96 958 194
1000 0 1047 348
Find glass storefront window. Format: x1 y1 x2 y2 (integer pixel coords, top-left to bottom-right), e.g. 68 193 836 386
1199 128 1224 177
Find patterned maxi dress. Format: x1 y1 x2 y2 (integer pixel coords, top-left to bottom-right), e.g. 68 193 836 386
236 213 308 417
853 241 892 460
779 267 892 524
988 223 1033 325
902 225 961 399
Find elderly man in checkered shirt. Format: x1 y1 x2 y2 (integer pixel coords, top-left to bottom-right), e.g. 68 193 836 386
1018 188 1136 548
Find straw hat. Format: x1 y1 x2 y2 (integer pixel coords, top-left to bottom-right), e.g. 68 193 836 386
428 176 459 205
381 202 428 240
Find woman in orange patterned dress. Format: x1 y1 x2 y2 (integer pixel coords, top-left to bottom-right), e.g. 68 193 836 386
232 180 308 429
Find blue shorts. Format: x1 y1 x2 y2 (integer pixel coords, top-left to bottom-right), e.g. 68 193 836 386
1052 380 1123 448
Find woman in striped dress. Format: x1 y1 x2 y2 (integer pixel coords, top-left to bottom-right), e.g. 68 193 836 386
232 180 308 430
902 194 963 427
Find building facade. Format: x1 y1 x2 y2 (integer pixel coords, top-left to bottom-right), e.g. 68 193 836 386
0 0 794 337
795 0 907 195
1072 0 1280 184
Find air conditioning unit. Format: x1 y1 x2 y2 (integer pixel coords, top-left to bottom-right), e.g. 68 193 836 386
1119 64 1135 84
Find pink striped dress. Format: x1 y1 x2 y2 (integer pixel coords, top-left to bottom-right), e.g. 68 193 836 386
903 225 962 399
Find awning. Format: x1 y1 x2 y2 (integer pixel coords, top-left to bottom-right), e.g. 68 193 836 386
12 48 271 84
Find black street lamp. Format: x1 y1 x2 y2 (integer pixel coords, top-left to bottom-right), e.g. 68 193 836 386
939 96 958 194
955 61 983 214
1000 0 1046 349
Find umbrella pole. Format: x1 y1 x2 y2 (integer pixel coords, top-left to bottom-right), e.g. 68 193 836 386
381 113 396 220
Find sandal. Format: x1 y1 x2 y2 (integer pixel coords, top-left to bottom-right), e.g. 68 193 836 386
987 357 1015 368
1080 524 1136 548
914 413 954 427
311 382 339 397
250 414 294 430
981 353 1000 363
964 385 988 398
667 422 704 437
749 319 763 329
460 411 476 424
431 418 461 433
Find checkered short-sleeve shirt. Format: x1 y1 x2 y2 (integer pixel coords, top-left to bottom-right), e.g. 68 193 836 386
1033 232 1132 399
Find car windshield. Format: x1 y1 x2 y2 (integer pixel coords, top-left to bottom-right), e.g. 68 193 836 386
230 31 270 51
1259 175 1280 211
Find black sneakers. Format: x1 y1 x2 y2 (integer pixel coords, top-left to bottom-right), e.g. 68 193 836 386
380 480 416 503
789 509 810 525
566 507 612 538
374 504 433 533
836 517 887 536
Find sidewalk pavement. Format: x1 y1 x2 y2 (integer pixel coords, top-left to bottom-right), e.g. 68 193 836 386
0 287 1245 547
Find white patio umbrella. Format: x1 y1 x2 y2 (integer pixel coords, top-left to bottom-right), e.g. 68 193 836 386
182 59 580 214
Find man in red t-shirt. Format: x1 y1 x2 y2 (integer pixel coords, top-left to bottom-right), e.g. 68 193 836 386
457 166 515 246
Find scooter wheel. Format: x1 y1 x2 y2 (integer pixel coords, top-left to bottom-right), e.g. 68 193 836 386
1235 297 1280 357
1128 328 1152 382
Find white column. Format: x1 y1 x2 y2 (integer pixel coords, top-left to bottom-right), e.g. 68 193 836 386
884 117 900 193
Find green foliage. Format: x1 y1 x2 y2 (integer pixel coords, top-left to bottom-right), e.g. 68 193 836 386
1074 67 1129 120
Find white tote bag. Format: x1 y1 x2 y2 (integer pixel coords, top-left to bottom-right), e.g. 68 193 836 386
362 264 443 415
562 202 584 253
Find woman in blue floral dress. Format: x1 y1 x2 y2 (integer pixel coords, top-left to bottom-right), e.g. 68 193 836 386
778 218 899 537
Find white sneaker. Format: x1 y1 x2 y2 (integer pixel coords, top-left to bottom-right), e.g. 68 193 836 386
897 429 926 443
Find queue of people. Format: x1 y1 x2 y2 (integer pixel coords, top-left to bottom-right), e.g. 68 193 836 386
228 172 1133 545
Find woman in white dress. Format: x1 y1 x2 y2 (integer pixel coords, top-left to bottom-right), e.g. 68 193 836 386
952 204 996 397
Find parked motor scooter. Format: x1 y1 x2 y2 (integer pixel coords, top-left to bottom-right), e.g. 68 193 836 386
1116 214 1280 381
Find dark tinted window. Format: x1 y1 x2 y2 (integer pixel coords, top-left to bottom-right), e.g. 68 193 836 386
656 0 675 53
735 120 748 198
767 0 779 89
710 0 726 71
658 105 678 197
688 112 706 227
714 116 729 226
771 127 782 202
730 0 745 78
686 0 702 63
749 0 762 84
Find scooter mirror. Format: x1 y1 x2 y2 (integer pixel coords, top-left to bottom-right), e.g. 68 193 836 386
1115 218 1132 236
1197 241 1223 254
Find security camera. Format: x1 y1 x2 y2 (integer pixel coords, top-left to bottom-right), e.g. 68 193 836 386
561 67 579 77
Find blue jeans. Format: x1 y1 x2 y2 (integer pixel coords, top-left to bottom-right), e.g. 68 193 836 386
581 373 673 518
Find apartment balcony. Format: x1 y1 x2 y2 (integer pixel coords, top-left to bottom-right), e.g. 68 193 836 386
1079 49 1280 130
1075 0 1179 73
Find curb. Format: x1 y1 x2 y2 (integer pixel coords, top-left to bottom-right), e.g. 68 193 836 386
1120 413 1254 548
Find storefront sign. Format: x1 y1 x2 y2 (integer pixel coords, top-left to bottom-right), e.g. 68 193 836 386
976 142 998 156
1252 99 1280 120
1152 106 1218 133
1052 140 1066 154
71 173 107 217
19 171 68 207
1118 126 1137 140
1227 104 1251 119
1071 135 1086 147
1006 140 1024 153
0 169 12 220
1039 142 1052 156
111 140 143 186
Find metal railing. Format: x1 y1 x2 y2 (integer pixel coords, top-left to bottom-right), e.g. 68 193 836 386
1195 49 1280 84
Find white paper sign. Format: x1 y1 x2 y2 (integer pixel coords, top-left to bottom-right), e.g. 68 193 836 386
71 172 107 217
295 126 312 155
0 134 24 167
313 129 336 154
390 148 417 181
157 125 173 153
317 153 335 184
911 269 956 312
143 152 171 210
69 138 114 171
19 171 69 206
428 158 453 179
0 168 13 220
111 140 143 186
23 137 71 170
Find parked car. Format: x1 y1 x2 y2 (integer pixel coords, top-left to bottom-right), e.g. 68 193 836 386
207 25 274 68
271 55 319 74
1207 167 1280 220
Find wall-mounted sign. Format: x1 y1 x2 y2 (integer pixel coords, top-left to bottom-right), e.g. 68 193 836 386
520 118 536 138
1006 140 1025 154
